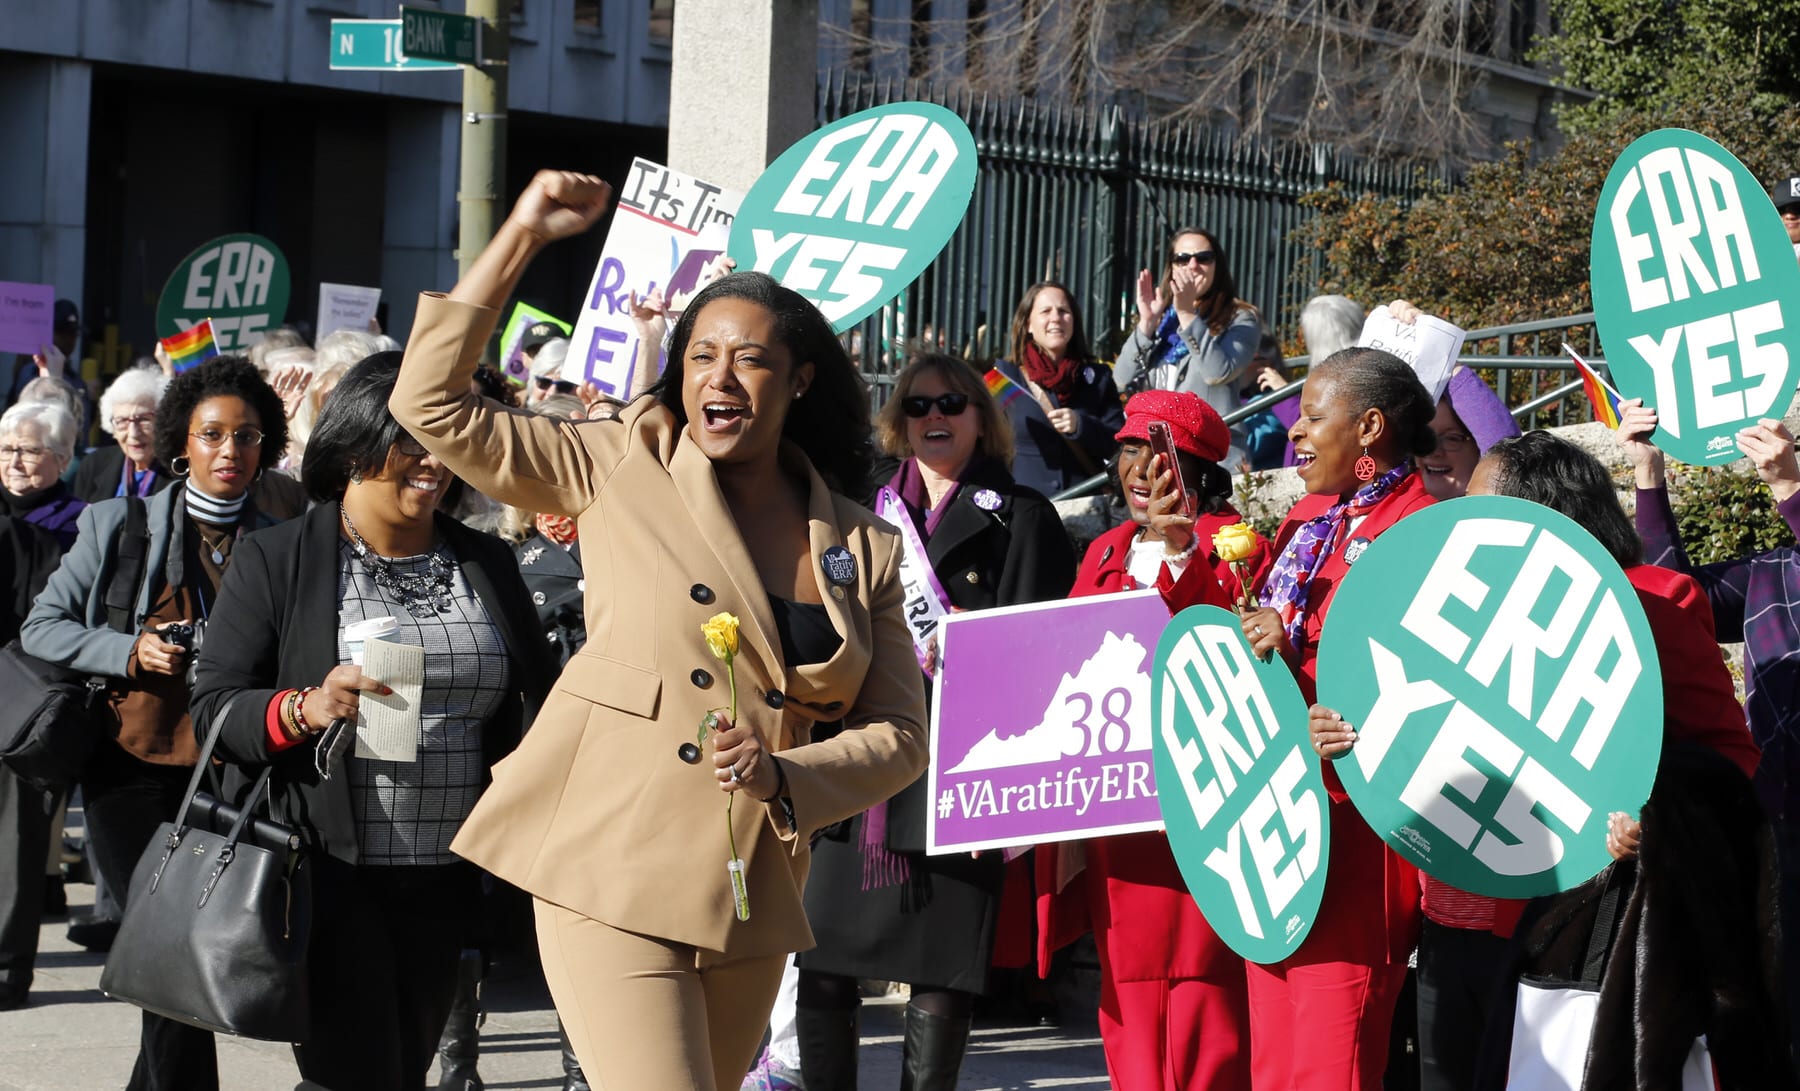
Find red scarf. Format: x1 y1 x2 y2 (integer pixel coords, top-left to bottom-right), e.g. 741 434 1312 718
1021 341 1080 405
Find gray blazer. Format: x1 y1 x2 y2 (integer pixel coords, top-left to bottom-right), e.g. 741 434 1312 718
20 484 279 676
1113 305 1262 464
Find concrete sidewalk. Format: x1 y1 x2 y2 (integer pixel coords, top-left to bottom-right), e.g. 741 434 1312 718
0 882 1110 1090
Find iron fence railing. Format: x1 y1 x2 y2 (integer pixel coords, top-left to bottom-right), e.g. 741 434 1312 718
817 72 1444 405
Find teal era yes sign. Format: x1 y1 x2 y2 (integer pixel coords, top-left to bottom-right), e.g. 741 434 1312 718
1153 605 1327 963
1591 129 1800 465
728 102 978 332
1316 497 1663 898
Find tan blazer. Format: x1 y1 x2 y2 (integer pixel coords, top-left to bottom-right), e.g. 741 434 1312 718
391 294 930 960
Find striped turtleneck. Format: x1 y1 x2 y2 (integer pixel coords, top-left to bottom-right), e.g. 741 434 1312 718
184 480 247 526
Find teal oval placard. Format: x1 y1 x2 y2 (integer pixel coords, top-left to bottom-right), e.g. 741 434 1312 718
1315 495 1663 899
1152 604 1327 964
155 233 292 353
727 102 978 333
1590 128 1800 466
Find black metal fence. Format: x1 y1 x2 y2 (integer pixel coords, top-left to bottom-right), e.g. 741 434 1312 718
819 73 1445 401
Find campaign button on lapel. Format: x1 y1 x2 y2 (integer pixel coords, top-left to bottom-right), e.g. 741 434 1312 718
691 583 715 605
821 546 856 586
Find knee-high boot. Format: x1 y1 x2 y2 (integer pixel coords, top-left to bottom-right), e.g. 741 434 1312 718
795 1005 860 1091
899 1003 971 1091
436 951 484 1091
559 1019 590 1091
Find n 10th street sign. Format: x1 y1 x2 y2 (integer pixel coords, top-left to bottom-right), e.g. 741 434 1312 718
400 6 482 66
329 19 459 71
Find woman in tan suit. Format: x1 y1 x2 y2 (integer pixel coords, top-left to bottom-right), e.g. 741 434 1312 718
390 171 931 1090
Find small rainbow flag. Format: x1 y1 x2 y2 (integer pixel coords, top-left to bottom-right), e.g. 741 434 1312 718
983 367 1027 409
1563 343 1623 429
162 319 219 374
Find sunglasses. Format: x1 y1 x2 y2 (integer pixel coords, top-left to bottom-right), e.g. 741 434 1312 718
1171 250 1217 266
901 393 971 418
535 376 577 394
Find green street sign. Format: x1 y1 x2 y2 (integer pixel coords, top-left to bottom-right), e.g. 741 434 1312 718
1153 605 1328 963
1590 129 1800 466
400 6 481 66
727 102 979 332
155 233 292 352
329 19 459 71
1315 496 1663 899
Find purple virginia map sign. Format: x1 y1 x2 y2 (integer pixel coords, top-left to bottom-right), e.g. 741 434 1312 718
927 590 1176 855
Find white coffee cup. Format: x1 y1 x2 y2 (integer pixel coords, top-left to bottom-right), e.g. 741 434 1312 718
343 616 401 667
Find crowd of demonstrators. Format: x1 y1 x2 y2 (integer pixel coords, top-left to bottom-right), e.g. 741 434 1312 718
792 353 1075 1090
986 281 1124 495
8 169 1800 1091
1114 227 1262 471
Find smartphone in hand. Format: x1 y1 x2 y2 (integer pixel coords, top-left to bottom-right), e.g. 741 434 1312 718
1146 421 1196 520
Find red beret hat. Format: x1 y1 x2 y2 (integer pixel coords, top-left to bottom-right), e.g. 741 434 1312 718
1115 390 1230 464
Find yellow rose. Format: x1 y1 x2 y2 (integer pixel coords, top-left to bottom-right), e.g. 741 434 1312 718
1212 522 1261 564
701 612 740 661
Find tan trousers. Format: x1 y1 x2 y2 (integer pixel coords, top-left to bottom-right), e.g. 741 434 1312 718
535 898 787 1091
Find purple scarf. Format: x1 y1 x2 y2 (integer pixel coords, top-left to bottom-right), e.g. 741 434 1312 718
1263 463 1411 648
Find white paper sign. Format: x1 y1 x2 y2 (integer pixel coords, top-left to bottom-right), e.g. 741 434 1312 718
563 158 743 396
355 636 424 762
1358 305 1468 403
316 282 382 340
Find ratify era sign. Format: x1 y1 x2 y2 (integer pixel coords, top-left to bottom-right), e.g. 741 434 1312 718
156 233 291 351
729 102 978 332
1316 497 1663 898
927 591 1176 855
1591 129 1800 466
1153 606 1326 963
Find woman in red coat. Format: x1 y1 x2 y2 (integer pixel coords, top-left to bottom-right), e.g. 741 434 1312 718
1236 348 1439 1091
1039 390 1271 1090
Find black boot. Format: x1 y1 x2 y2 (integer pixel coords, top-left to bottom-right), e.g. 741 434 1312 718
559 1019 590 1091
436 951 484 1091
796 1005 860 1091
899 1003 971 1091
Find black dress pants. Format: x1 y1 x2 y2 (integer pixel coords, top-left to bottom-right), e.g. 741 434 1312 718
81 742 219 1091
294 858 475 1091
0 766 54 1003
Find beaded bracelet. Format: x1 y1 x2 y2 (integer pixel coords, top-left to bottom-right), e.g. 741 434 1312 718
293 686 322 735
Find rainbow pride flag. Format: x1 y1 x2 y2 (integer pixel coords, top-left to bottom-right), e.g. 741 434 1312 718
1563 343 1623 429
162 319 219 374
983 367 1027 409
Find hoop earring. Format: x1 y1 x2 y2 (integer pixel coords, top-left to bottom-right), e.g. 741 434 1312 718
170 455 190 479
1353 446 1377 482
253 465 266 482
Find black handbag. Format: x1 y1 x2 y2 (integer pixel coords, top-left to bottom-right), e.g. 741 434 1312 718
0 496 148 791
99 696 314 1042
0 639 106 791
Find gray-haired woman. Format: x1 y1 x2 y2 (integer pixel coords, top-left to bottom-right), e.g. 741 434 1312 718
76 365 171 503
0 402 86 550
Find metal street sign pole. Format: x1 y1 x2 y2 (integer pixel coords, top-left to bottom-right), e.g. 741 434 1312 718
457 0 508 286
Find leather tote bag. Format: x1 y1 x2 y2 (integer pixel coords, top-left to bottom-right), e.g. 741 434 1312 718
99 697 313 1041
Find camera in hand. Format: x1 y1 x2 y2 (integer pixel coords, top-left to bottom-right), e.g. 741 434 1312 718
158 622 195 650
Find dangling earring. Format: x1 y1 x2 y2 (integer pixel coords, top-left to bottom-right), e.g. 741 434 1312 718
1353 446 1377 482
349 470 364 485
170 455 190 478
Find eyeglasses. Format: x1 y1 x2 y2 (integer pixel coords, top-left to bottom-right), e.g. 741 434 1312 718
1435 430 1474 453
901 393 971 418
1171 250 1217 266
535 377 577 394
111 414 154 434
395 436 430 458
189 427 264 449
0 444 48 466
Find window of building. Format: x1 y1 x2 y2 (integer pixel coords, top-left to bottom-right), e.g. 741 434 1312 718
849 0 872 72
649 0 673 43
574 0 600 30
